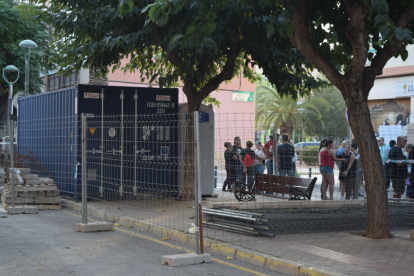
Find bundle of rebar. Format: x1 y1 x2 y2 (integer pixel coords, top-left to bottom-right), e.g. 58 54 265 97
202 207 274 236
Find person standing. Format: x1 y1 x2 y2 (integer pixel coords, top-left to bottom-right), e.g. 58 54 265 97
264 133 279 175
408 145 414 199
319 139 348 200
223 142 237 191
341 143 358 200
336 140 349 200
277 134 295 177
336 144 352 200
378 137 390 190
254 141 266 175
388 136 408 199
404 144 413 198
385 139 397 190
233 136 243 182
240 140 256 186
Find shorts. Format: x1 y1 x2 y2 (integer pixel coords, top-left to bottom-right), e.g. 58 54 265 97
391 179 406 195
320 166 333 175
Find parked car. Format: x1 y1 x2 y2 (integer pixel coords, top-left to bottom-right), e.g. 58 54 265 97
294 142 320 155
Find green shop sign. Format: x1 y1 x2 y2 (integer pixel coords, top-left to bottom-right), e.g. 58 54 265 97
232 91 254 102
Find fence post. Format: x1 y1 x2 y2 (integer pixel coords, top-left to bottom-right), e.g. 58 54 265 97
273 129 278 175
194 111 203 254
81 113 88 224
9 119 15 208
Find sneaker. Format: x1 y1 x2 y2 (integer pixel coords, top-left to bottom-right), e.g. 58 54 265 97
350 196 354 200
338 196 344 200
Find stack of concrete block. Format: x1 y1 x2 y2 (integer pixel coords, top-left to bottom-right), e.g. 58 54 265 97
1 168 61 210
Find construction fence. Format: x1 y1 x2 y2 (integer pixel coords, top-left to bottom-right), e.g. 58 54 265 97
1 110 414 252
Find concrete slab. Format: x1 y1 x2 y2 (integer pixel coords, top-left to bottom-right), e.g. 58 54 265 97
7 206 25 215
7 206 39 214
23 174 39 180
161 253 211 267
76 222 114 233
24 206 39 214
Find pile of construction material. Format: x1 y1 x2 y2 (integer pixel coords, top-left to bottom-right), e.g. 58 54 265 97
1 168 61 210
202 207 274 236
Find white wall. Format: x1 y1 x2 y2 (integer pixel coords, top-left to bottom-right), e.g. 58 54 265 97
79 67 90 84
368 75 414 100
383 45 414 69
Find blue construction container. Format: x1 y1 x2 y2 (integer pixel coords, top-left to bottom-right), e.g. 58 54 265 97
17 85 179 201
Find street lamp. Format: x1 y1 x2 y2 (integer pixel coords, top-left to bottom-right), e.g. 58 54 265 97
2 65 20 124
19 39 37 97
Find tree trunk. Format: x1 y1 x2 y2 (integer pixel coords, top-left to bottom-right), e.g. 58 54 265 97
279 121 294 140
181 91 203 200
347 94 391 239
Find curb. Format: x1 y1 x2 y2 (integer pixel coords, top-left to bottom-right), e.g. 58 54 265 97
62 199 342 276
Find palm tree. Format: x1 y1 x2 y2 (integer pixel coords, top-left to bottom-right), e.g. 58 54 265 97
256 85 330 139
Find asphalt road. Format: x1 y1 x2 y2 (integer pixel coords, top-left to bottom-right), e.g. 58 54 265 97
0 208 282 276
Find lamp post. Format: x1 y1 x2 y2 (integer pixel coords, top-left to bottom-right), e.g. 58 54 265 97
2 65 20 128
19 39 37 97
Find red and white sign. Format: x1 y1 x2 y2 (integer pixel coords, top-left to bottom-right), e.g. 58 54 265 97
84 92 99 99
156 95 170 101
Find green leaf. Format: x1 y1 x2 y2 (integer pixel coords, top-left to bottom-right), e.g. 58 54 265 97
379 24 392 39
149 6 161 21
185 25 196 35
286 24 295 38
156 14 169 26
401 49 409 61
266 23 275 39
395 27 414 43
371 0 389 13
202 22 216 35
169 34 183 45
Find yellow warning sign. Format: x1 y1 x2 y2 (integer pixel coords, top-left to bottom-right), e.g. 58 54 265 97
89 128 96 135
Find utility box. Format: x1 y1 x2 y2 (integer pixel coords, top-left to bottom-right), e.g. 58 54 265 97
178 103 215 196
17 85 179 201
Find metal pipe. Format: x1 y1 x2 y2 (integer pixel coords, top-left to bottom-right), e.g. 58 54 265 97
210 218 270 230
133 90 138 197
119 90 124 197
100 89 104 197
207 221 256 231
202 208 254 217
203 224 257 236
203 222 259 235
194 111 201 254
259 232 275 237
216 208 264 217
9 119 14 208
202 210 260 221
81 113 87 224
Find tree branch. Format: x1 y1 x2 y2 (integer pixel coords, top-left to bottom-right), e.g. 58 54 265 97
343 0 369 77
198 26 242 100
152 25 182 67
369 0 414 76
290 0 345 94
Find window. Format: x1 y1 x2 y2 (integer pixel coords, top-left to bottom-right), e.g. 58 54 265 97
48 74 60 91
63 71 77 87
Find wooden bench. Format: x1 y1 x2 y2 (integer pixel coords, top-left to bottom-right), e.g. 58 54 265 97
233 173 317 202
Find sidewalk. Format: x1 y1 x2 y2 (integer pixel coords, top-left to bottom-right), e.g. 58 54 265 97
61 189 414 276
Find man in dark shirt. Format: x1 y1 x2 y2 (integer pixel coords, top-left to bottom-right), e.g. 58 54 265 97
232 136 244 184
277 134 295 177
264 133 280 175
388 136 408 198
240 140 256 186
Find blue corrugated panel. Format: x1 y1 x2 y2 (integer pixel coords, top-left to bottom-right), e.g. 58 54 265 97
18 85 179 201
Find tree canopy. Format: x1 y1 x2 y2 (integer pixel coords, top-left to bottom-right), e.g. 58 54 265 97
256 84 330 139
301 86 348 139
0 0 53 117
39 0 324 113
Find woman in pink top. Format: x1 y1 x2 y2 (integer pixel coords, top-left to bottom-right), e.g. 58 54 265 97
319 140 348 200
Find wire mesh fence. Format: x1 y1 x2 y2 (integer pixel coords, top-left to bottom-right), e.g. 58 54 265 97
205 111 414 245
2 107 414 251
5 113 202 251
